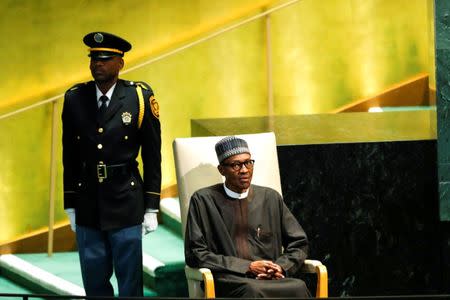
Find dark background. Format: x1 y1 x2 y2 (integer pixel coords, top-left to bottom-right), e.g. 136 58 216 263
277 140 450 296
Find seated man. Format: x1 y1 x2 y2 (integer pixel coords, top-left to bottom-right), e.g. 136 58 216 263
184 136 311 298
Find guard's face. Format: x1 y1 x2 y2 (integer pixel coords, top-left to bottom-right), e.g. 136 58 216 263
90 56 123 83
218 153 253 193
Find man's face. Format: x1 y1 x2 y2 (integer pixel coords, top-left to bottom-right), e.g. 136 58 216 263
90 56 123 83
218 153 253 193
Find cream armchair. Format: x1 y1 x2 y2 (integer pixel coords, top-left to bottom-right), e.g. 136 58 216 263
173 132 328 298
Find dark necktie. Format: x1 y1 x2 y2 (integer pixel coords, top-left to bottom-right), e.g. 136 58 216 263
97 95 108 122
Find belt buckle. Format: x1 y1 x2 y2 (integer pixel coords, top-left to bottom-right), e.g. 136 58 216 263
97 163 107 182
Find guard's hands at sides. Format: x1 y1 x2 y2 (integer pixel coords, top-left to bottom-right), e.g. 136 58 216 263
142 209 158 235
65 208 76 232
248 260 285 280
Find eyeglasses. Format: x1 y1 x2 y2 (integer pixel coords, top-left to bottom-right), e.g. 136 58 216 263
221 159 255 171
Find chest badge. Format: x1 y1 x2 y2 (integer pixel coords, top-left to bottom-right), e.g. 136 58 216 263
121 112 132 125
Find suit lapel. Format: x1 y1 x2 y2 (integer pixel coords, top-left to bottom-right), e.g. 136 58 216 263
82 81 98 124
102 80 124 124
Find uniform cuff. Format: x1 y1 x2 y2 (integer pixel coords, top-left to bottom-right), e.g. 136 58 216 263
63 191 78 209
145 191 160 210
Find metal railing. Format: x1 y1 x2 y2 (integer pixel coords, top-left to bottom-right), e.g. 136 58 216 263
1 293 450 300
0 0 302 257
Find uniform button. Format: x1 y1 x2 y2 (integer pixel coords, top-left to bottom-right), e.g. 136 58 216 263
131 181 135 186
124 135 128 140
98 128 104 133
97 144 103 149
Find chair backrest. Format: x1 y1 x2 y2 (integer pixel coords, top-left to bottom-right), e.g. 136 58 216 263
173 132 282 238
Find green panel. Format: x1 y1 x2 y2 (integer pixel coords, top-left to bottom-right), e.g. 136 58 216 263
435 0 450 221
439 183 450 221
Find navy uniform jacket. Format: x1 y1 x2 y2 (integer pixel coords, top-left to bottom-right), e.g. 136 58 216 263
62 79 161 230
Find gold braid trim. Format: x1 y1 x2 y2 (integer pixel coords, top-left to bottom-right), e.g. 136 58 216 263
136 85 145 129
89 47 124 55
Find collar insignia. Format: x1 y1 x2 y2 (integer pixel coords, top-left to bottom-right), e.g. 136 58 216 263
121 112 132 125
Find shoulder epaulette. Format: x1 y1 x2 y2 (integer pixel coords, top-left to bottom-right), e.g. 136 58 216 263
66 82 86 93
136 81 150 90
124 80 150 90
124 80 136 87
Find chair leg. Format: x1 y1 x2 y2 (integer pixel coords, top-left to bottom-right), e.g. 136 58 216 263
202 271 215 298
315 264 328 298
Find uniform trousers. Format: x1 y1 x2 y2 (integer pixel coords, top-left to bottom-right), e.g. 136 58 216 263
76 224 143 297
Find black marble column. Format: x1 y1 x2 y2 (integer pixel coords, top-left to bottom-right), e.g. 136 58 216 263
277 140 443 296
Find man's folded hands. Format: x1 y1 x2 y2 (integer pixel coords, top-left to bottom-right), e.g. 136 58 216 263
248 260 285 280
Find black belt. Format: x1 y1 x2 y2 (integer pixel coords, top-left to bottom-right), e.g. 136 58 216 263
96 162 133 182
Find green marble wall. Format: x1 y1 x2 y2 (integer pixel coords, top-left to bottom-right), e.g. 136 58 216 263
436 0 450 221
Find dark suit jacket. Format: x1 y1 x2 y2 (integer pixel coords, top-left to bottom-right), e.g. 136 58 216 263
62 79 161 230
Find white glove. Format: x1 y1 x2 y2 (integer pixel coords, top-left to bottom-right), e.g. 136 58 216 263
142 209 158 235
65 208 76 232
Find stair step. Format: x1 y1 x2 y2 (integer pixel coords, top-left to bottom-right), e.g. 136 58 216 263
0 252 159 297
0 270 36 294
160 197 182 236
0 253 84 296
142 223 188 296
0 223 185 297
0 198 186 297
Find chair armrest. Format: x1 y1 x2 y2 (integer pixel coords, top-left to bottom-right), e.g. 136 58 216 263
301 260 328 298
185 266 216 298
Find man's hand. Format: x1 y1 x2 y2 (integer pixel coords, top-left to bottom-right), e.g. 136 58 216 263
65 208 76 232
142 209 158 235
248 260 285 280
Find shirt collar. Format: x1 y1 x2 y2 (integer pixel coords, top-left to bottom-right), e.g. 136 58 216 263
95 83 117 100
223 183 249 199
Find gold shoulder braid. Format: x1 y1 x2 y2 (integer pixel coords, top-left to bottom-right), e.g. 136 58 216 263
136 85 145 129
135 82 159 126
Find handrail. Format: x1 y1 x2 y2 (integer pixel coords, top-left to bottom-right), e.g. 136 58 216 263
0 0 301 121
0 94 62 121
121 0 301 76
0 293 155 299
1 292 450 300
